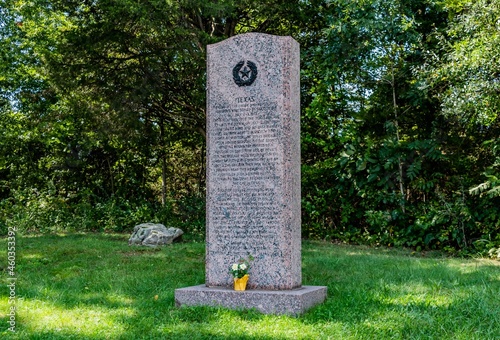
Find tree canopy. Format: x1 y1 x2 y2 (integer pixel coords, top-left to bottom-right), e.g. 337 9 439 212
1 0 498 254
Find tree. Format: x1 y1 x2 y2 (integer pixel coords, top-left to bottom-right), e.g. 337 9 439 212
2 0 497 250
1 0 315 233
6 0 310 206
300 0 452 244
429 0 500 196
424 0 500 247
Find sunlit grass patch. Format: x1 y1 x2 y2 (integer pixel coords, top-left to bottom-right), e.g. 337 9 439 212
0 235 499 339
18 298 134 338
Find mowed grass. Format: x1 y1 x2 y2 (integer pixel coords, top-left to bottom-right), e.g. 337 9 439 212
1 233 499 339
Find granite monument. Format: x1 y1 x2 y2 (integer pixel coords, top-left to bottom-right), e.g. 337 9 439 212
175 33 326 315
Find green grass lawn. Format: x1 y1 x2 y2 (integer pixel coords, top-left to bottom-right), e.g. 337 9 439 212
1 233 499 339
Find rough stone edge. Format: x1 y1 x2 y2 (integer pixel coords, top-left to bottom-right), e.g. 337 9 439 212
174 285 327 316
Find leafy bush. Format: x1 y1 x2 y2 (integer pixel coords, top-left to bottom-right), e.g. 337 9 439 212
0 186 205 238
301 137 500 255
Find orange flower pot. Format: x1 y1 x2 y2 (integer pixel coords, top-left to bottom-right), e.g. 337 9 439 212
234 274 249 291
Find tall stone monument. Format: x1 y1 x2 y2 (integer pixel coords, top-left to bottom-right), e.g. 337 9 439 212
175 33 326 315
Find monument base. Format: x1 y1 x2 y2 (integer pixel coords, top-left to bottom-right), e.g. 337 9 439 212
175 285 327 316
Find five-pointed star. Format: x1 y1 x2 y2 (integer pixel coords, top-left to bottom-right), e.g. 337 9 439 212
240 66 251 79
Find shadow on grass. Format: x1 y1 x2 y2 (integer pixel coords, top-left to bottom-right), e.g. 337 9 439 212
1 235 499 339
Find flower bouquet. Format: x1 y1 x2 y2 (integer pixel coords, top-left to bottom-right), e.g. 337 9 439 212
230 255 253 291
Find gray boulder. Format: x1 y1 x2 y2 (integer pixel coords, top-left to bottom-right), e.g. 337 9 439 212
129 223 183 247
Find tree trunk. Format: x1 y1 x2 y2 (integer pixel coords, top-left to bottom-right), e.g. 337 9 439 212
391 65 405 213
198 144 205 194
107 157 115 196
159 118 167 207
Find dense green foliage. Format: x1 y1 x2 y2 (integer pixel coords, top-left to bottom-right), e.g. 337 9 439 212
300 0 500 253
1 234 499 338
0 0 498 253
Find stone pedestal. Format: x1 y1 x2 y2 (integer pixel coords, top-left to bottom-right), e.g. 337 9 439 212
175 285 327 316
175 33 326 315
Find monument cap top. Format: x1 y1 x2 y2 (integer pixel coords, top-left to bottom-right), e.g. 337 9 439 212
207 32 298 47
